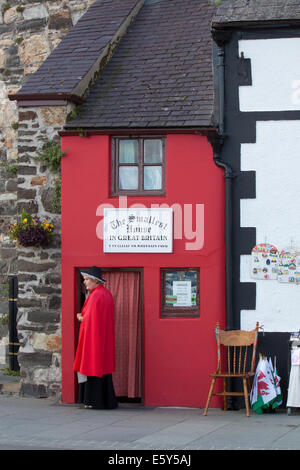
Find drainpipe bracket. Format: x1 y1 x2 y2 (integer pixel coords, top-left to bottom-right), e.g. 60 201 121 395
207 133 226 153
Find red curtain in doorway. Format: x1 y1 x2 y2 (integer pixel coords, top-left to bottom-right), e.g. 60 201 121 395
105 271 142 398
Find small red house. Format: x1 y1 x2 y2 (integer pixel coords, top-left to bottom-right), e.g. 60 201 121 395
60 0 225 407
12 0 226 407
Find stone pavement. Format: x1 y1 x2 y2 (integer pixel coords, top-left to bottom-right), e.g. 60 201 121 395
0 390 300 451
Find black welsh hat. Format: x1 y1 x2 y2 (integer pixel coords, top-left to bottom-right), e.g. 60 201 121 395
80 266 106 283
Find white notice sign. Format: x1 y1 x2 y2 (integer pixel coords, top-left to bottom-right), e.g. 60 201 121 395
173 281 192 306
103 208 173 253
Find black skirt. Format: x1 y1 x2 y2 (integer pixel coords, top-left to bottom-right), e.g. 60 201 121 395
78 374 118 409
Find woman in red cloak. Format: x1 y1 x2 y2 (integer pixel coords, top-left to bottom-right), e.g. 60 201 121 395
73 266 118 409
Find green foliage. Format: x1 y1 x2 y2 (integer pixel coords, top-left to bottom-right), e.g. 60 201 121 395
35 137 67 173
66 108 78 121
1 367 20 377
0 314 8 326
0 284 9 325
66 106 83 123
0 160 18 177
2 3 10 14
1 282 9 299
34 137 68 213
52 177 62 213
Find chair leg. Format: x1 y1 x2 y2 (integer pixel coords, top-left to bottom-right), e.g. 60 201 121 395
247 376 251 392
203 377 216 416
243 378 250 417
223 378 227 411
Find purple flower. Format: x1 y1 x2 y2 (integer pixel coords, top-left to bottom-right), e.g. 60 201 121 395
17 227 49 247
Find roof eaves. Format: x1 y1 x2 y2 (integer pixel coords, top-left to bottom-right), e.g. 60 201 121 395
8 93 84 106
212 18 300 29
59 126 218 137
212 0 300 30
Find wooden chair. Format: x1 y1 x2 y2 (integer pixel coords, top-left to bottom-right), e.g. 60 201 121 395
203 322 259 417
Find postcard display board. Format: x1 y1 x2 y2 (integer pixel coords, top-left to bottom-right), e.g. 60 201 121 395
278 248 300 285
251 243 300 285
251 243 279 280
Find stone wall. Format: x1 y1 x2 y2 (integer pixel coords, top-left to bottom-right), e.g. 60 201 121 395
0 0 95 397
16 104 70 398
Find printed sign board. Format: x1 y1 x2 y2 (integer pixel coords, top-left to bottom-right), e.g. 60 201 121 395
103 208 173 253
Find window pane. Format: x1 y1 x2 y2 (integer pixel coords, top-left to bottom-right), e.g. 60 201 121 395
119 140 138 163
119 166 138 190
144 166 162 190
144 139 162 163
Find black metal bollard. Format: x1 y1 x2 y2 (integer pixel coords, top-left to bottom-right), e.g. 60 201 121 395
8 275 19 371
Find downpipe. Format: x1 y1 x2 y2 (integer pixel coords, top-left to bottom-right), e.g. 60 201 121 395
211 37 236 409
212 39 235 331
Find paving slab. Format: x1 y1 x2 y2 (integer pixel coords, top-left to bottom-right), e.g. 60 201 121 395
0 395 300 451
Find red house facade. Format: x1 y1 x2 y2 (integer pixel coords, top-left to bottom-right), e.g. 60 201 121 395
60 132 225 406
55 0 226 407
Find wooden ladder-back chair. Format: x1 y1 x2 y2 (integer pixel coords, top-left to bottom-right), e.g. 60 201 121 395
203 322 259 417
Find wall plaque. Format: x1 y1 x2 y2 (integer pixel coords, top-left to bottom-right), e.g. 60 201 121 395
103 208 173 253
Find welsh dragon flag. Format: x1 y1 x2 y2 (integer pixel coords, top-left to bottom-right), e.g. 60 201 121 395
250 357 281 414
268 357 283 409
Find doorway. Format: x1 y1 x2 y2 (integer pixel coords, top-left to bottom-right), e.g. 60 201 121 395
76 268 143 404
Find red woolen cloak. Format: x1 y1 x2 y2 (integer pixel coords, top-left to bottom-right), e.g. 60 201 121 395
73 285 115 378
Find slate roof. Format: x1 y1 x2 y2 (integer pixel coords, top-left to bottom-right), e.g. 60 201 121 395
12 0 143 100
63 0 217 130
213 0 300 26
12 0 300 130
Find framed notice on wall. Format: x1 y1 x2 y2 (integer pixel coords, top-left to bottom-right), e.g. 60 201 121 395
103 208 173 253
161 268 200 318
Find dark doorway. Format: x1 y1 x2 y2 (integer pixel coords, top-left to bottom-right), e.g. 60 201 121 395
76 268 144 404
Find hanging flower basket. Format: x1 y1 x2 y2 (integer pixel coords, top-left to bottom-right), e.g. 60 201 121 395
8 209 54 248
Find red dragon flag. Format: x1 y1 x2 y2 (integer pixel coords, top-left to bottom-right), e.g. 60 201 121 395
250 356 277 414
268 357 282 409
